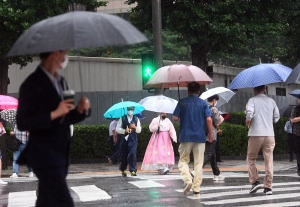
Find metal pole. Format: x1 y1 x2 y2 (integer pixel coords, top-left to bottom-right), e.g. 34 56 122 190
152 0 164 95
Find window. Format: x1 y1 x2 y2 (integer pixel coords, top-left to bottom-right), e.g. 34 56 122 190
276 88 286 96
206 66 213 78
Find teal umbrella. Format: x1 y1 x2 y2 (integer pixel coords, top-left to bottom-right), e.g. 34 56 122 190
104 101 145 119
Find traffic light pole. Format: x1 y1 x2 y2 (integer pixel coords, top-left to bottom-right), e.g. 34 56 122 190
152 0 164 95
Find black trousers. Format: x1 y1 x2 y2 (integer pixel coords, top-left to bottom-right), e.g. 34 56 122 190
34 166 74 207
215 135 221 162
293 134 300 173
287 133 294 161
203 141 220 176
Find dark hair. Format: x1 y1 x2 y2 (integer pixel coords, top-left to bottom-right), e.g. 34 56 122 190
188 82 200 94
254 85 266 93
39 52 52 60
207 94 219 102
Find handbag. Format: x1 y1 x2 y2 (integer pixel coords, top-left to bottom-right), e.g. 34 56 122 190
7 135 22 151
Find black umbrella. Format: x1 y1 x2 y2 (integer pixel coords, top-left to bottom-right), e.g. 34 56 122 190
279 105 296 118
7 11 148 57
285 63 300 85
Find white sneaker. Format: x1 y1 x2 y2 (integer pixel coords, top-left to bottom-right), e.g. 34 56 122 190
213 174 225 181
10 173 18 178
0 179 7 185
28 172 34 178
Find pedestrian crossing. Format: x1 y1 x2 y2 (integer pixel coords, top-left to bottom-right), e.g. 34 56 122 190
1 173 300 206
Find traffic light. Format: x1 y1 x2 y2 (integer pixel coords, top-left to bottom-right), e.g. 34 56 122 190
141 53 155 89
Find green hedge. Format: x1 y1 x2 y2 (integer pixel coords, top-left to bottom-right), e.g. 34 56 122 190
3 116 290 160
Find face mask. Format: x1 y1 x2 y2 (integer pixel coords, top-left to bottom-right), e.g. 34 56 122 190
161 115 166 120
214 101 218 107
128 110 133 115
60 54 69 69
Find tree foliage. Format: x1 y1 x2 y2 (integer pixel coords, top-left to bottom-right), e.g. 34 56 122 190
125 0 289 70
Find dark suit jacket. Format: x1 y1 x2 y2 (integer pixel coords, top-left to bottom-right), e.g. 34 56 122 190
16 66 85 169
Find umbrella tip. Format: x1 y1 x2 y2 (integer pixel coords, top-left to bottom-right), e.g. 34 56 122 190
121 98 123 102
259 58 261 64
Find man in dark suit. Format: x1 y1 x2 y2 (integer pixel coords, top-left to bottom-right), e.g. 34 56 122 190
16 50 90 207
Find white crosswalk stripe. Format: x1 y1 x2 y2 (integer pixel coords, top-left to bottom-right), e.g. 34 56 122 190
128 180 166 188
8 191 36 207
70 185 111 201
202 192 300 205
3 173 300 206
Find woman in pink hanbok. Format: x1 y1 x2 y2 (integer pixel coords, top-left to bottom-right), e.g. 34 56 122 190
141 113 177 175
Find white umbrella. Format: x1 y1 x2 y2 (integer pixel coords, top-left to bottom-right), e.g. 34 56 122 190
200 87 235 107
138 95 178 113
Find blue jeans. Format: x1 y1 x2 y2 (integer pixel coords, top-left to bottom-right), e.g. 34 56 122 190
13 143 32 174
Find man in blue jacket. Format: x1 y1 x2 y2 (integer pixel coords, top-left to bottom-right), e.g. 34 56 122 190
173 82 213 197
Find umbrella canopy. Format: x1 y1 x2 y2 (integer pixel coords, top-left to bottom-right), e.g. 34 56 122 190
138 95 178 113
0 95 18 110
200 87 235 107
144 64 212 89
288 89 300 98
279 105 296 118
228 64 292 90
104 101 145 119
7 11 148 57
285 63 300 85
0 109 17 124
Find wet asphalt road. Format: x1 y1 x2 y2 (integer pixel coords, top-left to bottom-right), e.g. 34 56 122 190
1 167 300 207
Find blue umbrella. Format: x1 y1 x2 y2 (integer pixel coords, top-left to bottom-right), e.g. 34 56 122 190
104 101 145 119
228 64 292 90
288 89 300 98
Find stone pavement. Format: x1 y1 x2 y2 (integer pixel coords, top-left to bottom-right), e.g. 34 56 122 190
1 158 296 178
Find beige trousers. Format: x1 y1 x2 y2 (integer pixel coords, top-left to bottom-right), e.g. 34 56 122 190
247 136 275 189
178 142 205 193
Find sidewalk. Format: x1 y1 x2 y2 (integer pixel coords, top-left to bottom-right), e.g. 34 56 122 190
1 159 296 178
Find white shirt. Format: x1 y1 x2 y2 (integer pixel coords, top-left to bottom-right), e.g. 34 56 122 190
246 94 280 136
109 120 118 136
116 115 141 134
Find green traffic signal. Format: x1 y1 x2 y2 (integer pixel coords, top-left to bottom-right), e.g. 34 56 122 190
142 53 154 89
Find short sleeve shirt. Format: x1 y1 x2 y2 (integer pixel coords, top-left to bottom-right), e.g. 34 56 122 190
173 94 212 143
206 106 221 141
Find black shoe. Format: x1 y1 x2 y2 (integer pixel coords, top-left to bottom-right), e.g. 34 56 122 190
263 188 273 195
163 170 169 175
249 181 263 194
216 160 223 163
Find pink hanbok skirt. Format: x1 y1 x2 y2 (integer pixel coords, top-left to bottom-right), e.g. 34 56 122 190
141 131 175 170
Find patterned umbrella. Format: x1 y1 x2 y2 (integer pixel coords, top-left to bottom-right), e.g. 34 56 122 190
0 109 17 124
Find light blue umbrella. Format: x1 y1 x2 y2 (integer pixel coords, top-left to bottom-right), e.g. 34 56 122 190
228 64 292 90
104 101 145 119
288 89 300 98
